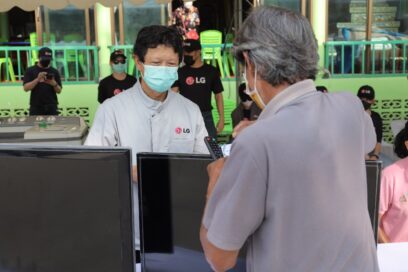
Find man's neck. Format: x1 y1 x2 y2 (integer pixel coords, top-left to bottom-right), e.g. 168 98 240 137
37 63 49 69
140 79 167 102
112 72 126 80
191 58 203 68
260 80 291 104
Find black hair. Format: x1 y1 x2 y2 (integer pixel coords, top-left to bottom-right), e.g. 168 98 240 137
394 121 408 159
316 86 328 92
172 0 184 10
238 83 251 102
358 85 374 93
133 25 183 64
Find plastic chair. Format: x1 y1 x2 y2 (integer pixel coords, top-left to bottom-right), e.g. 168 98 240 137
43 33 56 46
125 49 138 77
29 32 57 63
30 32 69 79
200 30 225 78
211 98 236 140
225 33 236 76
58 33 86 80
0 57 16 82
29 32 39 66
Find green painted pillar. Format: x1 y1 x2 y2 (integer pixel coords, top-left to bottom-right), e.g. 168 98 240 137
0 13 9 41
95 3 112 79
310 0 328 68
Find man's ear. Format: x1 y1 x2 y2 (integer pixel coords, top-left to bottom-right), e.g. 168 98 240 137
243 51 255 76
133 54 143 75
405 140 408 151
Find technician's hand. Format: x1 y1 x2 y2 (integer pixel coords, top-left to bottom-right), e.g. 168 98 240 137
232 120 256 138
132 165 138 183
206 157 226 200
37 72 47 83
216 119 224 134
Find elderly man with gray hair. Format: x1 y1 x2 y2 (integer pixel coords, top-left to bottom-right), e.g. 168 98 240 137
200 6 379 272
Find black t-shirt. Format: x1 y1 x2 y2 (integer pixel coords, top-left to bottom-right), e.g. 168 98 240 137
98 74 137 103
23 65 62 106
370 110 383 143
174 64 223 112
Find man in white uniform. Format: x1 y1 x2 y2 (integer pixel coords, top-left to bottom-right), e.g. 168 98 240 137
85 25 208 261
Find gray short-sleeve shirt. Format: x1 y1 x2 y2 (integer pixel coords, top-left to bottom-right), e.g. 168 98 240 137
203 80 379 272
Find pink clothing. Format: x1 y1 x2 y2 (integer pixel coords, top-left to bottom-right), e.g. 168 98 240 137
379 156 408 242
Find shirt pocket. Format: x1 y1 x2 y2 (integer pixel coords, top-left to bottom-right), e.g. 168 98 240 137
169 138 195 153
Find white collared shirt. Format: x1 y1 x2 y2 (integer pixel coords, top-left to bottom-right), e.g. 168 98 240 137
85 81 209 248
86 81 208 162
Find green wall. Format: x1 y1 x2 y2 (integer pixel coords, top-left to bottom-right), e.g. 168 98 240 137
0 84 100 125
0 76 406 142
316 76 408 143
315 77 408 100
0 80 238 126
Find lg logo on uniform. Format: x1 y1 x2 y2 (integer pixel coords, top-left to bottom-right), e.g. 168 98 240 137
186 76 206 86
175 127 191 134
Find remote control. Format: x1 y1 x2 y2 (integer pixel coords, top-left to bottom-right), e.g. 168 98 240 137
204 136 224 160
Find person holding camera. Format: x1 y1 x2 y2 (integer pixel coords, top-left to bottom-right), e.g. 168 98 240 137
23 47 62 115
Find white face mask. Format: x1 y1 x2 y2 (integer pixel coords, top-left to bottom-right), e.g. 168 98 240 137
243 65 266 110
242 100 253 108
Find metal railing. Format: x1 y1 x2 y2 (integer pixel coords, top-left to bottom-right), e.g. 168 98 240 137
324 40 408 77
109 43 237 80
0 46 99 84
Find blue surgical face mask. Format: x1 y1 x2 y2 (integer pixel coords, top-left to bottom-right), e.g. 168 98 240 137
142 64 178 93
112 63 126 73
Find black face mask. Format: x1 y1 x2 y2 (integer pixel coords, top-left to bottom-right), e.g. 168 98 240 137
361 100 372 110
184 55 195 66
40 59 51 67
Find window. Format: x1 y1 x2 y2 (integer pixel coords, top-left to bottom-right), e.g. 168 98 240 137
372 0 407 34
262 0 301 13
41 5 87 45
121 0 168 45
326 0 408 75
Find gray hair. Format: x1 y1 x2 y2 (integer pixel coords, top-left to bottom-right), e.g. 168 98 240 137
234 6 319 86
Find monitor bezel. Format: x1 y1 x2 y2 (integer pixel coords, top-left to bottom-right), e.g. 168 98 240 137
137 152 212 269
0 144 136 272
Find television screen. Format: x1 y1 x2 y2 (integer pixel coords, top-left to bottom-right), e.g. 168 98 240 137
137 153 246 272
0 145 135 272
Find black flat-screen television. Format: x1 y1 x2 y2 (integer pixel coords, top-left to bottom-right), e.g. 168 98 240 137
0 145 135 272
137 153 246 272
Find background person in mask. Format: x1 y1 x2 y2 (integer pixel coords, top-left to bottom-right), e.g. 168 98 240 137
97 50 137 103
231 83 261 128
172 39 224 139
85 25 208 263
200 6 379 272
357 85 383 160
23 47 62 115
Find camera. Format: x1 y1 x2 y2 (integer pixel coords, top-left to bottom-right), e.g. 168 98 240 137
46 73 54 80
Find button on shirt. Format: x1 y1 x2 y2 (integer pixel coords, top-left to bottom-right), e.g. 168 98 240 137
85 81 209 248
203 80 379 272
